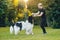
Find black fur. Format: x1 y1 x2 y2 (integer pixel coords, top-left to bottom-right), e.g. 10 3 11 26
28 16 33 24
16 23 22 31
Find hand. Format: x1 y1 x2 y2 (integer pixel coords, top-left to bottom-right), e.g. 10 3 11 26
37 15 41 17
32 13 37 17
32 13 35 15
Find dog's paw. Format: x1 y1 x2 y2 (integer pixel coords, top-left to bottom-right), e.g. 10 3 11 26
31 33 34 35
26 32 30 35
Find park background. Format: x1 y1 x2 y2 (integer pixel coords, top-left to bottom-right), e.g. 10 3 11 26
0 0 60 28
0 0 60 40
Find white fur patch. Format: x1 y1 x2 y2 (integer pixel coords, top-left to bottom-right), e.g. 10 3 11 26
10 20 34 35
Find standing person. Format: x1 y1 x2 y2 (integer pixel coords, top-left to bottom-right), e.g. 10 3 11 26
33 3 47 34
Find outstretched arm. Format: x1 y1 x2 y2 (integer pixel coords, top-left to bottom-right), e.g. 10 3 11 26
32 11 40 17
37 12 43 17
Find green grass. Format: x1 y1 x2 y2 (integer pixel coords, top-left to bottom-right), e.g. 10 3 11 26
0 26 60 40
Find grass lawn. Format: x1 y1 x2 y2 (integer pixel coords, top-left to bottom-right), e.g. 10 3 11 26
0 25 60 40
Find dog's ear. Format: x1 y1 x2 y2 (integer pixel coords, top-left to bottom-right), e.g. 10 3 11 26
16 23 22 27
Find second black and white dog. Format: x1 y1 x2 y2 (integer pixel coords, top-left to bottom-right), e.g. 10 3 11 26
10 16 34 35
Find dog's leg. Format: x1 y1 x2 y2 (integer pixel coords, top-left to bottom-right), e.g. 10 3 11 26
29 24 34 35
26 29 30 35
14 25 20 35
30 28 34 35
26 29 33 35
10 26 13 34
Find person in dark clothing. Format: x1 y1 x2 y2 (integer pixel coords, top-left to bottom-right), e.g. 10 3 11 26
33 3 47 34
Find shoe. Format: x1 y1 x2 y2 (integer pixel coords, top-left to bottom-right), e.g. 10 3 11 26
43 32 47 34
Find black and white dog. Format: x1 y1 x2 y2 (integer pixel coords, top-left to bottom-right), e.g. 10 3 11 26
10 16 34 35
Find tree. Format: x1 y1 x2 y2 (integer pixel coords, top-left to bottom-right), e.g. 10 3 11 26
47 0 60 28
0 0 8 27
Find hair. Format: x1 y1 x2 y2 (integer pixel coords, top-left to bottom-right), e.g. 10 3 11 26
38 3 43 6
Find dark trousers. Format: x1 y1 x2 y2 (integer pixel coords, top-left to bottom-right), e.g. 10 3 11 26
40 25 46 33
40 18 47 33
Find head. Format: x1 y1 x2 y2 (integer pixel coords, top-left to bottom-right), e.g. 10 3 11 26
38 3 43 9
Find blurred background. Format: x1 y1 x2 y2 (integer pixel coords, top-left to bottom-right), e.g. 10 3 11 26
0 0 60 28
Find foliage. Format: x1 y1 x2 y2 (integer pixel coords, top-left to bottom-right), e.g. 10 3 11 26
0 0 60 28
0 0 8 26
47 0 60 28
